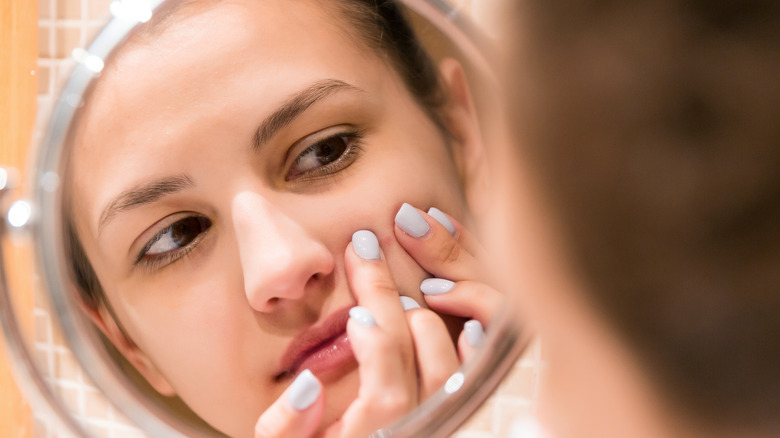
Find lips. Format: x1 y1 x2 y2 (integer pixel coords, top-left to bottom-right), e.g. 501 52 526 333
276 306 356 380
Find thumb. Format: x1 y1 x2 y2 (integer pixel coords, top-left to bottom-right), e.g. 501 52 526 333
255 369 325 438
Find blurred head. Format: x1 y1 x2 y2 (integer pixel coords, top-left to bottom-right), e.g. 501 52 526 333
65 0 484 436
496 1 780 437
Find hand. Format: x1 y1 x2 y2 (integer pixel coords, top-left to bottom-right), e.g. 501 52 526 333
254 203 501 438
254 227 459 438
393 203 501 361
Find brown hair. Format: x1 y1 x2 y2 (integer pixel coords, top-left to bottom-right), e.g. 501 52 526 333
508 0 780 434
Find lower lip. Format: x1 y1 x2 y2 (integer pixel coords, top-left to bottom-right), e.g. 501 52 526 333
296 332 355 379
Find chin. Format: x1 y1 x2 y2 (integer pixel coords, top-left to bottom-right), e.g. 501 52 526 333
318 363 361 431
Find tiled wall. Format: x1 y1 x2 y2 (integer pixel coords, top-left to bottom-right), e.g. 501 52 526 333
33 1 540 436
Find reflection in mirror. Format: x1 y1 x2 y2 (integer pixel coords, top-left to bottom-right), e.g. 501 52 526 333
55 0 509 436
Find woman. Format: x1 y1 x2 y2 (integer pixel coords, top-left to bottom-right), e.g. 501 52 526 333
497 1 780 437
65 0 498 437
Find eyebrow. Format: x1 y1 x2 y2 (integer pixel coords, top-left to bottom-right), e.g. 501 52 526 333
97 174 194 235
252 79 363 150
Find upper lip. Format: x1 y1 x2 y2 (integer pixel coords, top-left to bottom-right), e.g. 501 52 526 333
276 305 352 379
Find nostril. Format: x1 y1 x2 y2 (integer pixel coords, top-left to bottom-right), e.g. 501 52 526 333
267 297 279 306
305 273 320 289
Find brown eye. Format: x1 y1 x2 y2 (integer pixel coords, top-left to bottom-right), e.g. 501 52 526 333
289 135 351 178
144 216 212 257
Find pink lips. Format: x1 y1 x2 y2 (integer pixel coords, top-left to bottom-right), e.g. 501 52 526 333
276 306 356 380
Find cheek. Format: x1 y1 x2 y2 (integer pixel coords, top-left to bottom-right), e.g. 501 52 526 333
311 154 464 299
110 255 285 412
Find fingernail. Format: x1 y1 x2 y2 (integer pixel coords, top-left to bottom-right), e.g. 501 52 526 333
428 207 455 235
395 203 430 238
420 278 455 295
352 230 380 261
400 296 420 311
349 306 377 327
464 320 484 347
287 369 321 411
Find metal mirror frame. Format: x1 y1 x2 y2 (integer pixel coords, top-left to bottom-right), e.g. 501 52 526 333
0 0 530 436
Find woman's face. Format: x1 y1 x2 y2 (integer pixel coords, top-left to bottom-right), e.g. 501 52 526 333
69 1 471 436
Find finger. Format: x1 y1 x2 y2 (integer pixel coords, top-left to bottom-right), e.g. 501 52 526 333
254 370 324 438
323 306 416 438
420 279 501 324
427 207 486 259
346 230 413 342
393 203 483 282
346 306 415 398
403 301 461 398
457 319 485 362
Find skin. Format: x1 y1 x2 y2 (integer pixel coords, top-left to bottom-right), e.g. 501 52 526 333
68 1 499 436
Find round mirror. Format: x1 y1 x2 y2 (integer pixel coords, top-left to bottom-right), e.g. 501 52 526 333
1 1 529 436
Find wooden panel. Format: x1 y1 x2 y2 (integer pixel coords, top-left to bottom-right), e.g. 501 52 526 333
1 0 38 436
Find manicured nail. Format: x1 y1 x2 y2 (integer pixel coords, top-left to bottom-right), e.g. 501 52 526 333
352 230 380 261
420 278 455 295
349 306 377 327
428 207 455 235
395 203 430 238
464 320 484 347
400 296 420 311
287 369 321 411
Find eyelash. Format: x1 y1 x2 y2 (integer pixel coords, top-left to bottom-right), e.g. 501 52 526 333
134 216 211 271
286 130 365 181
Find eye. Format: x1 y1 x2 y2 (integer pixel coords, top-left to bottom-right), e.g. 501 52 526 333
136 215 212 266
286 132 362 180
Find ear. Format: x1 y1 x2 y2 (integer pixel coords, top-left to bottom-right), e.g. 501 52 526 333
439 58 490 215
78 299 176 396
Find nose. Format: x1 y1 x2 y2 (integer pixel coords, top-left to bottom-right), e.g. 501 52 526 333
232 191 334 312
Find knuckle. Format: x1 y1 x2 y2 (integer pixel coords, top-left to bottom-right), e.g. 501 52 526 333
434 238 462 265
369 389 413 418
409 309 446 330
254 421 279 438
366 276 398 296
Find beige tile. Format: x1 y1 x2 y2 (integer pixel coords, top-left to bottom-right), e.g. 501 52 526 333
37 66 51 96
90 0 114 20
459 397 494 432
84 389 110 418
496 364 536 399
56 350 81 381
57 0 82 20
494 398 534 437
39 0 52 19
34 311 51 343
38 26 51 58
34 348 52 375
55 26 82 58
57 385 80 411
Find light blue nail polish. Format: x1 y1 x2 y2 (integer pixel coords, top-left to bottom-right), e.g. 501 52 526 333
395 203 430 238
464 320 484 347
428 207 455 236
420 278 455 295
400 296 420 311
287 369 321 411
352 230 380 260
349 306 377 327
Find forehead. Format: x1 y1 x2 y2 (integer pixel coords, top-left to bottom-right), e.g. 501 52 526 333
68 0 396 225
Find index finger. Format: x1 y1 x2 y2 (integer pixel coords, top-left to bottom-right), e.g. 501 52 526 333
393 203 484 282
